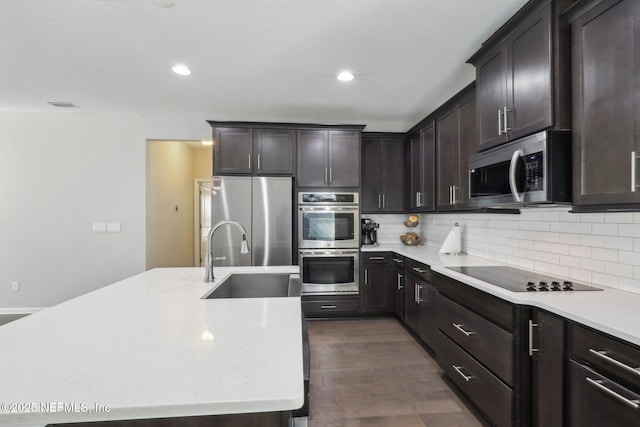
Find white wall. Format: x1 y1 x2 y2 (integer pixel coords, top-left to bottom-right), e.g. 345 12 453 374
0 111 211 310
368 208 640 294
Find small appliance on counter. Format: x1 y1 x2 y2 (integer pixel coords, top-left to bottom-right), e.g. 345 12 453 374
361 218 379 246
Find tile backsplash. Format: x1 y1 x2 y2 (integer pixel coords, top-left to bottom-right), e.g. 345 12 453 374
365 208 640 294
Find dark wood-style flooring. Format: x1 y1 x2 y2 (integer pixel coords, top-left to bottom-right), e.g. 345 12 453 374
307 317 489 427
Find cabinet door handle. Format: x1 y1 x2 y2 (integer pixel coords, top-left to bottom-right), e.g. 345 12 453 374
452 186 458 205
324 168 328 184
397 273 403 290
416 284 423 303
381 193 385 209
368 256 385 260
364 268 368 285
503 107 512 132
257 154 261 170
452 365 475 382
320 305 337 310
329 167 333 183
415 192 421 208
378 194 382 209
498 109 503 135
419 192 425 207
632 151 638 192
412 267 427 274
529 320 539 357
248 153 252 169
589 349 640 377
453 323 476 337
586 377 640 409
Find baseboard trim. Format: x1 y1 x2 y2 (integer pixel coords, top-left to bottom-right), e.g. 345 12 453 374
0 307 46 315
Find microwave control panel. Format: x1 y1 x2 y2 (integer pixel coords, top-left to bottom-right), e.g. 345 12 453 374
523 152 544 192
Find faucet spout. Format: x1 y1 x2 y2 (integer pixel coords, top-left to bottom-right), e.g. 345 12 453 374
204 220 250 283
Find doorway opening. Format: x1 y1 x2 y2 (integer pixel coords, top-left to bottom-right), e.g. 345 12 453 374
146 140 212 269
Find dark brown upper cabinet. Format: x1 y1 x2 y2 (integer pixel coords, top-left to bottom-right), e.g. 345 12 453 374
436 84 476 211
468 0 572 152
361 133 406 213
407 123 436 212
210 125 295 176
297 129 361 188
567 0 640 209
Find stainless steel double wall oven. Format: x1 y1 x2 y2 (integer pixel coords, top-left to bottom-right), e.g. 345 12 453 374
298 192 360 295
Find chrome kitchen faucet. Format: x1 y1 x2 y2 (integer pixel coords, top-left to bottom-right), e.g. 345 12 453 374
204 220 250 282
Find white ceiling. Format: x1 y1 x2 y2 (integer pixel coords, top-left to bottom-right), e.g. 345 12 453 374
0 0 529 132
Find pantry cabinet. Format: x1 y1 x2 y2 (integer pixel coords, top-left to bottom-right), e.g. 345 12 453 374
468 0 571 151
567 0 640 209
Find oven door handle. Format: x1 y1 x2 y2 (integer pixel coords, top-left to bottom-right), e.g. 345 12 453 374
509 149 524 203
299 250 359 256
299 206 359 212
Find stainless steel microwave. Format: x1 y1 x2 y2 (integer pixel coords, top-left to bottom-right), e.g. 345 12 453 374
468 131 572 207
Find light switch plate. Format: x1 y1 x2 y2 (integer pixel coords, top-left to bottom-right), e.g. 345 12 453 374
107 222 121 233
92 222 107 232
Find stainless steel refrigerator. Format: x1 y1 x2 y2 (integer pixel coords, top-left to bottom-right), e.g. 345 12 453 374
208 176 293 266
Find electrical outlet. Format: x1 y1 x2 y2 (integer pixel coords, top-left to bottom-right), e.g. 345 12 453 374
11 281 19 292
92 222 107 232
107 222 121 233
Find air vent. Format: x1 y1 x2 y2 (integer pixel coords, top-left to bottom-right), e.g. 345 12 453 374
47 101 79 108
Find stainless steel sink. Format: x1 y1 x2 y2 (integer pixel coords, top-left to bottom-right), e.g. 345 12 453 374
203 273 301 299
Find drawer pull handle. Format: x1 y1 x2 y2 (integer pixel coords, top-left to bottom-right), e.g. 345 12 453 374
453 323 476 337
320 305 337 309
589 349 640 377
412 267 428 274
586 377 640 409
452 365 475 382
392 258 402 263
368 256 385 260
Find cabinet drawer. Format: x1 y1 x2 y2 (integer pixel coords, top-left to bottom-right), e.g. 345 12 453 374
432 271 514 331
437 294 514 386
436 331 513 427
302 296 360 317
405 259 433 281
569 323 640 389
568 360 640 427
362 252 390 264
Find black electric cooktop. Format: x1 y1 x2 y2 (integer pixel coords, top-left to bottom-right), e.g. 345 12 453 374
447 266 603 292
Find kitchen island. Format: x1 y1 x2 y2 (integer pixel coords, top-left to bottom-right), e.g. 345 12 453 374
0 266 303 427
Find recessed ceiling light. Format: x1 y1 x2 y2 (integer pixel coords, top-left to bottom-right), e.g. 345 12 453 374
172 64 191 76
337 71 354 82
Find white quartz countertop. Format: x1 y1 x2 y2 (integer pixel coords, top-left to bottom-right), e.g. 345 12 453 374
363 244 640 347
0 266 303 426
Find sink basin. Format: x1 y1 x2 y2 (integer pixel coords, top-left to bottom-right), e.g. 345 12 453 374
203 273 301 299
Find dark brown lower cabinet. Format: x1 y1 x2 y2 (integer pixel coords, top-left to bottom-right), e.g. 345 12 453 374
530 310 564 427
404 259 438 350
568 361 640 426
301 295 360 317
391 255 405 319
436 331 513 427
567 323 640 426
